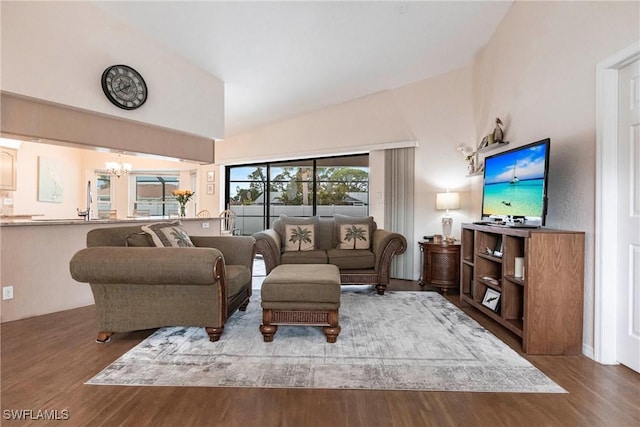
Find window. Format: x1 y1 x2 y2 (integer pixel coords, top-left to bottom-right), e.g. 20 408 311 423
226 154 369 235
316 156 369 217
228 165 268 235
270 159 314 219
134 174 179 216
95 174 112 211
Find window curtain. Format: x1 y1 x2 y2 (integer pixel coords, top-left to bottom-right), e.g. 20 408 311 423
384 147 415 280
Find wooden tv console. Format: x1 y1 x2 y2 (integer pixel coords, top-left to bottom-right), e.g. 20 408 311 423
460 223 585 355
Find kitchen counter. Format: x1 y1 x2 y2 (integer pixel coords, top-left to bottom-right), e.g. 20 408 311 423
0 214 44 221
0 217 215 227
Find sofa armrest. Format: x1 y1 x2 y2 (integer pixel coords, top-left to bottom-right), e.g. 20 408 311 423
70 247 224 285
371 229 407 273
252 229 281 274
190 235 256 270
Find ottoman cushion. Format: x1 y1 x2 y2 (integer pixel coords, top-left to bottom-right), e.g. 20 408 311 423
261 264 341 307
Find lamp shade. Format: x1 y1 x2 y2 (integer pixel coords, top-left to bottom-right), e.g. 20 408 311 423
436 192 460 211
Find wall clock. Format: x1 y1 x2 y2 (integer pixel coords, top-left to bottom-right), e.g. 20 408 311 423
101 65 148 110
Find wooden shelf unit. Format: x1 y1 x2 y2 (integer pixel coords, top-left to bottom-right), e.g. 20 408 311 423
460 223 585 355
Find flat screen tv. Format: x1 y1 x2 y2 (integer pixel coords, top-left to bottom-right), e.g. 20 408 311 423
480 138 550 227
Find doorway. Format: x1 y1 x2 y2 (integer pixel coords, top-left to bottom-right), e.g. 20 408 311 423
595 41 640 372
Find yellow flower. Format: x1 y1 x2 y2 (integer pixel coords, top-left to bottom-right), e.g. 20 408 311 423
172 189 194 204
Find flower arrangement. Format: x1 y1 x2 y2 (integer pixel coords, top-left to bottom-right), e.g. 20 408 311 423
172 189 195 217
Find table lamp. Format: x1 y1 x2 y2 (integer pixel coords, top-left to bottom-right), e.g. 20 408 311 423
436 191 460 241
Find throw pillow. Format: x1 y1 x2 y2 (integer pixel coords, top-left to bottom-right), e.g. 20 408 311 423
274 215 319 249
333 214 376 248
337 223 370 250
283 223 315 252
141 221 195 248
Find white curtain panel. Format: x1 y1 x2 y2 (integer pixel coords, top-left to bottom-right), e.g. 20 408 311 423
384 147 415 280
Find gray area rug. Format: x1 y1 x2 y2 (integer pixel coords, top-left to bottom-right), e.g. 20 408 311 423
86 291 565 393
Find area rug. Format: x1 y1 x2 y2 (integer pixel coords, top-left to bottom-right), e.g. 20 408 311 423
86 291 566 393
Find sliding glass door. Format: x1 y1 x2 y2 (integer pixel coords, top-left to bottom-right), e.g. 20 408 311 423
316 156 369 218
227 165 268 235
269 159 314 222
226 154 369 235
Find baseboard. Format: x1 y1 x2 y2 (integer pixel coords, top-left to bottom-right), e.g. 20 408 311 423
582 343 595 361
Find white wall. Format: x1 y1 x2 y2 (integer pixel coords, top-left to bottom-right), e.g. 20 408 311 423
7 142 84 219
217 89 417 164
1 2 224 139
390 68 476 241
472 1 639 353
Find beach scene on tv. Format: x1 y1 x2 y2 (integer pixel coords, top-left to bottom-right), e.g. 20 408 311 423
483 143 547 218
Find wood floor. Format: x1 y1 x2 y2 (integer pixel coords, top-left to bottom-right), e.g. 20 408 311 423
1 280 639 427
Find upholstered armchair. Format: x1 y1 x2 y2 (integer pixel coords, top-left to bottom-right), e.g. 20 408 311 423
70 223 256 343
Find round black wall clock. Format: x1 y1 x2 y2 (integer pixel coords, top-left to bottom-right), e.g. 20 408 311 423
101 65 148 110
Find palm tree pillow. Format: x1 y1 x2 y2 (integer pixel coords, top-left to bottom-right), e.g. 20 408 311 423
283 224 315 251
141 221 195 248
338 224 369 250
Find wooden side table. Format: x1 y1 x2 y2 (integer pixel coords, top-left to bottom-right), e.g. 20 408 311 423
418 241 461 294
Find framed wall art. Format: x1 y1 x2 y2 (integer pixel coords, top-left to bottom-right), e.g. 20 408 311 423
481 288 501 312
38 156 64 203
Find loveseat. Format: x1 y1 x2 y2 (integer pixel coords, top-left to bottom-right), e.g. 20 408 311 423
253 215 406 295
69 222 256 343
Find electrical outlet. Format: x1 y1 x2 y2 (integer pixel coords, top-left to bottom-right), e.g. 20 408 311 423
2 286 14 300
201 222 210 229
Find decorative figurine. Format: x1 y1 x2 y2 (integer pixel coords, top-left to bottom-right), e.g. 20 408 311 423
457 144 476 173
493 117 504 143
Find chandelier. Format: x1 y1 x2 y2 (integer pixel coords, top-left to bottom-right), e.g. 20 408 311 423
105 154 132 178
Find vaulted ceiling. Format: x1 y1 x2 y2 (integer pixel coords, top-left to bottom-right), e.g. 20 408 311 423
98 1 513 137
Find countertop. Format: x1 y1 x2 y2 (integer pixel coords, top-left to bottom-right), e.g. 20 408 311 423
0 217 217 227
0 214 44 220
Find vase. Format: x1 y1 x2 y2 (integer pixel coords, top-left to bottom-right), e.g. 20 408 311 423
179 204 186 218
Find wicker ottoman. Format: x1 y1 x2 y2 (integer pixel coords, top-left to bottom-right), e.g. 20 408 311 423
259 264 341 343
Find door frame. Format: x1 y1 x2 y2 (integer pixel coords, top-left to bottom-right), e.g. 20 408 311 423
594 41 640 365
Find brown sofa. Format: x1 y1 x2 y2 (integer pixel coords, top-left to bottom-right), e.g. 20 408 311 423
253 215 406 295
69 224 256 343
